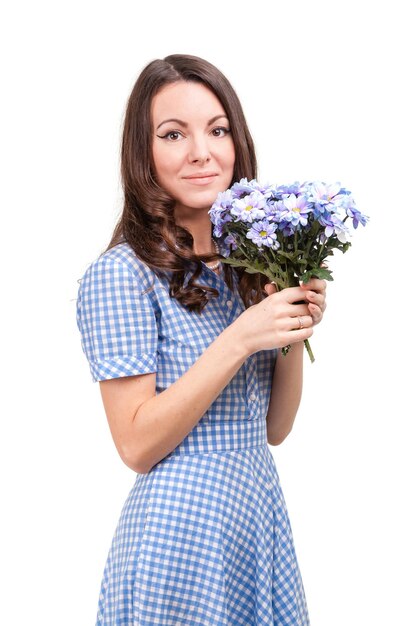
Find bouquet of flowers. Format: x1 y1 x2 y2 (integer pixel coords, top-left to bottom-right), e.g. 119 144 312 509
209 178 369 363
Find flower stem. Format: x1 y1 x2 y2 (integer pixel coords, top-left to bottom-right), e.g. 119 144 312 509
304 339 315 363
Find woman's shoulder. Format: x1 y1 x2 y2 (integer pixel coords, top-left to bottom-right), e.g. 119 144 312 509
80 241 156 290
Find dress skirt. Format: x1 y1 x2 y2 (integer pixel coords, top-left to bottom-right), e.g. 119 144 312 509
95 418 310 625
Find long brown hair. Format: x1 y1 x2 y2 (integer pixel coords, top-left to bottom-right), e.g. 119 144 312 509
104 54 268 312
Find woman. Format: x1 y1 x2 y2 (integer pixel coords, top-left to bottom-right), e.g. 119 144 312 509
76 54 326 625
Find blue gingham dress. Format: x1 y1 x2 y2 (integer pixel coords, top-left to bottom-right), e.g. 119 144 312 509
76 241 310 626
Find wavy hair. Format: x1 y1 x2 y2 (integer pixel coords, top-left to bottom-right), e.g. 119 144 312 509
104 53 269 312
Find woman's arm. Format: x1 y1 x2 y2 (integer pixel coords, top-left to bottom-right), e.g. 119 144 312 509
100 323 248 475
99 283 316 475
266 341 304 445
264 278 327 445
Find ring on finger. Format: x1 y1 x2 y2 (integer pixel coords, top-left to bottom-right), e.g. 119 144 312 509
297 316 304 329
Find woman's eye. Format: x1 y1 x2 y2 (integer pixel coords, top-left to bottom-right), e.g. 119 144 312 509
157 131 183 141
212 126 230 137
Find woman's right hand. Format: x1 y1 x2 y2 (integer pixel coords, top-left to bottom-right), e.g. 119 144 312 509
234 285 314 356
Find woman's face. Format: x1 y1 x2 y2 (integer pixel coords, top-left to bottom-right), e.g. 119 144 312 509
151 81 235 219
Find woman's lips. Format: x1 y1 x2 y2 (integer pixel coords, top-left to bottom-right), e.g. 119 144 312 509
183 175 218 186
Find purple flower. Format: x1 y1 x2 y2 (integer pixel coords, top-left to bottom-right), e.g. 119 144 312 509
308 181 342 203
209 191 233 224
246 219 278 248
343 196 369 228
248 179 274 198
211 188 234 210
263 199 283 221
319 212 351 243
231 191 267 223
277 220 296 237
279 193 312 227
229 177 274 199
210 210 233 237
223 234 238 254
272 181 308 197
212 223 224 237
230 178 257 199
208 190 235 237
308 181 347 216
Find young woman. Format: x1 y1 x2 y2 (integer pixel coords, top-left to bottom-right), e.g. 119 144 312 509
76 53 326 625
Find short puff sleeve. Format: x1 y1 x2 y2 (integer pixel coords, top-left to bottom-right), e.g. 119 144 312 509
76 255 158 382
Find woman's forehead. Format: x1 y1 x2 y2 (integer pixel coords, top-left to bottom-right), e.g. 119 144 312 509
151 81 226 124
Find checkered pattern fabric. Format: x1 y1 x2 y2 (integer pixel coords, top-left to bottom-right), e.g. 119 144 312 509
76 242 310 625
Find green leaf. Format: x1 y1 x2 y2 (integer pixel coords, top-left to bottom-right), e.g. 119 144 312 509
251 259 267 271
244 266 262 274
220 257 246 266
269 262 282 274
221 257 270 277
301 268 334 283
275 250 296 261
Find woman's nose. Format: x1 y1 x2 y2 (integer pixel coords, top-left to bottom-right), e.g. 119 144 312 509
188 134 211 163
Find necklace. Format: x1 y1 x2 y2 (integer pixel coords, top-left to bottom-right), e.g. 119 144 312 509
203 238 221 271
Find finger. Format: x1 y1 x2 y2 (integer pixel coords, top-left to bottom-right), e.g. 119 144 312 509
279 286 313 303
300 278 327 292
304 291 326 308
285 326 314 344
263 282 278 296
286 303 311 317
289 314 313 332
284 315 307 332
308 303 323 324
301 281 326 294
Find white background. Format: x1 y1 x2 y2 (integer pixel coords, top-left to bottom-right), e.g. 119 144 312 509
1 1 416 624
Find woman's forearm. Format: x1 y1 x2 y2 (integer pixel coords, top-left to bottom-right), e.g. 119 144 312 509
266 341 304 445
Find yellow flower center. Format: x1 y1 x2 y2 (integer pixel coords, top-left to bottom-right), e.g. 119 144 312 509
260 230 267 237
245 205 253 211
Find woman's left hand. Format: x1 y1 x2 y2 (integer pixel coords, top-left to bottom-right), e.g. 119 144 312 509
263 278 327 327
299 278 327 326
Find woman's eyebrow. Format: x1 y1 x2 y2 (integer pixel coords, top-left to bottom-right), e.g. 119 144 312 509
156 114 228 130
